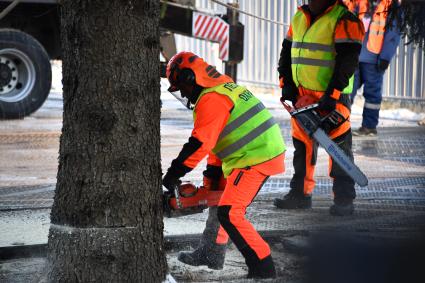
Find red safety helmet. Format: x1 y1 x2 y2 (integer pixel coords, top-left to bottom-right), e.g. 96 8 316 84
166 51 232 92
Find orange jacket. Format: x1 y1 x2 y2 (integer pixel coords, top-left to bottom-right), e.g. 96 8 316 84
345 0 394 54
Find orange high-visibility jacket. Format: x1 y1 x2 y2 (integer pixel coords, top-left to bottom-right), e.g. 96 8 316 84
345 0 393 54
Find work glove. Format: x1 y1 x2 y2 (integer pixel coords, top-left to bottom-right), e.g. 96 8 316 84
162 171 181 192
162 159 191 191
318 94 337 112
377 59 389 72
281 84 299 104
203 176 227 191
203 165 226 191
321 109 346 133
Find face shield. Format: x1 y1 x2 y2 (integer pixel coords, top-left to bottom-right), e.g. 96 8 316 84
168 88 194 110
167 62 200 110
167 64 194 110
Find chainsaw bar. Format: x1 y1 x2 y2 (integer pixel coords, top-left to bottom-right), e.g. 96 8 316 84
281 100 368 187
313 128 368 187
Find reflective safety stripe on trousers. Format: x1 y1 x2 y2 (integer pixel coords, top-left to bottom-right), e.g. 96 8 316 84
364 101 381 110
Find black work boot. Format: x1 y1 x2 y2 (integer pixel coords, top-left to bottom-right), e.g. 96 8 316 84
178 206 227 269
330 198 354 216
246 255 276 279
352 126 377 137
178 243 226 270
274 189 312 209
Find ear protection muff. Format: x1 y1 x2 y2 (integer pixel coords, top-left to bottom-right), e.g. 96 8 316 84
177 68 196 86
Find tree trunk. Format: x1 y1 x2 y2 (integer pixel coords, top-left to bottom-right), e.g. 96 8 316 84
47 0 167 281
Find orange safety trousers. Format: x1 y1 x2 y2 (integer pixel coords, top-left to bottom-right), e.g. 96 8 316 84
292 88 351 195
217 166 272 261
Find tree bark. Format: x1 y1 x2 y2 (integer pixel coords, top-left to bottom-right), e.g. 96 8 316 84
47 0 167 281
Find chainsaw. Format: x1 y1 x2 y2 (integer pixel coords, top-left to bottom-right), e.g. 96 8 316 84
281 98 368 187
163 182 223 217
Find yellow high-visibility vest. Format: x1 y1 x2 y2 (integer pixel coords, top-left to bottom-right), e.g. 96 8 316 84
291 4 354 94
194 83 286 177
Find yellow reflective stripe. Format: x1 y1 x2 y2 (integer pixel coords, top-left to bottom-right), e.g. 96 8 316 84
292 57 335 68
216 117 277 160
292 41 334 52
218 102 265 139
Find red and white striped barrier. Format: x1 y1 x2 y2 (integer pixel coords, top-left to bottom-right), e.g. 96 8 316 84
192 12 229 61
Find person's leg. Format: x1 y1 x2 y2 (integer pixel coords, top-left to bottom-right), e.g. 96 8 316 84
350 67 363 103
274 118 316 209
178 169 229 269
324 103 355 215
361 62 385 130
177 206 228 269
217 167 276 279
290 136 317 196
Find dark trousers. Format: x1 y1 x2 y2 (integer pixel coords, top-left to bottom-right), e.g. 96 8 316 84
351 62 386 129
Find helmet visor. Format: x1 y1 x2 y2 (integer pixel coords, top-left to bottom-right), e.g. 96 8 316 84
169 90 193 110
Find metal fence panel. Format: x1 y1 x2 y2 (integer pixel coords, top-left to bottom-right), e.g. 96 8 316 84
174 0 425 99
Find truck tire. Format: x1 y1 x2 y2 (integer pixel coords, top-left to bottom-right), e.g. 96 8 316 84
0 29 52 119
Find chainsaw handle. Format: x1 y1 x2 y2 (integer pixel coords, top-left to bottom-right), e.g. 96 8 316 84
280 97 320 116
320 109 346 125
173 185 183 209
280 97 294 113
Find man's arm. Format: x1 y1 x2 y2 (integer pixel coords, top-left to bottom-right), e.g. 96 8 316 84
379 12 402 64
277 25 296 88
277 25 299 103
326 12 365 100
163 93 232 188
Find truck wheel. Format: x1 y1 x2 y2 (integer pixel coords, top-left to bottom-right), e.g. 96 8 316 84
0 29 52 119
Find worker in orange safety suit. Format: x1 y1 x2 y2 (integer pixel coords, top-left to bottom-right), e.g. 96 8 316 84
274 0 365 216
162 51 286 279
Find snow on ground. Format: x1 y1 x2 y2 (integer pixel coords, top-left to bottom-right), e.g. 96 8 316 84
380 107 425 122
350 96 425 126
0 210 50 246
163 274 177 283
